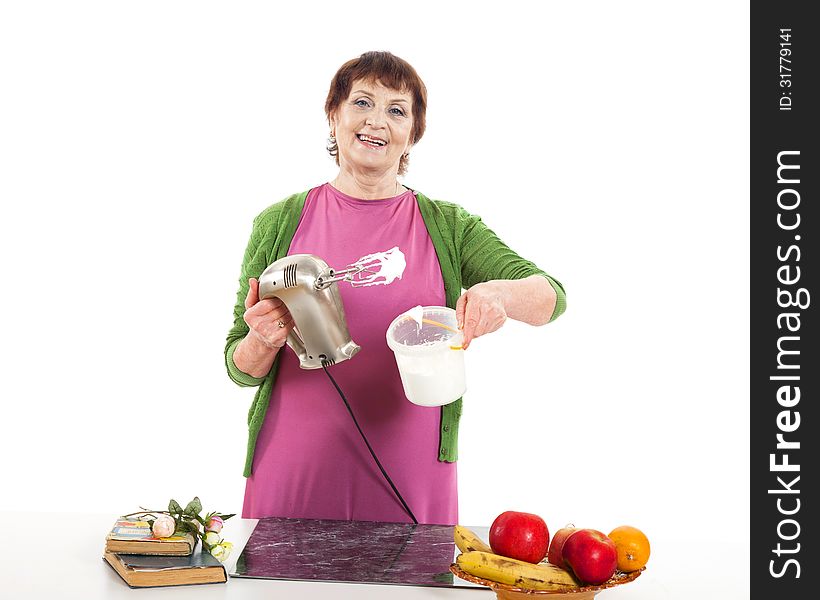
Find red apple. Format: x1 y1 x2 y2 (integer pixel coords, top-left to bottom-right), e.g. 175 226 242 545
489 511 550 564
562 529 617 585
547 525 577 568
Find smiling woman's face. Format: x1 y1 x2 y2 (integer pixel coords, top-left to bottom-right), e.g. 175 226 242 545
331 79 414 175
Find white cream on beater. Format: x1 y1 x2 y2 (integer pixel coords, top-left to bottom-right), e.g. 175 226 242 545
349 246 407 287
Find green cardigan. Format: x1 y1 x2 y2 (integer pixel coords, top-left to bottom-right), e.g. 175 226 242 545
225 188 566 477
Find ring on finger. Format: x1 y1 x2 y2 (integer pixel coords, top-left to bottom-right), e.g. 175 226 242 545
277 319 286 328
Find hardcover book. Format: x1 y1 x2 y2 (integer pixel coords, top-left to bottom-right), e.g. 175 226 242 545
103 549 227 588
105 517 195 556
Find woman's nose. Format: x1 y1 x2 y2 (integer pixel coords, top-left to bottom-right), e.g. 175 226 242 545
366 111 386 127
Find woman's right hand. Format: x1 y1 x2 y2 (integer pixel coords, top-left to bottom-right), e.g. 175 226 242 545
243 277 294 350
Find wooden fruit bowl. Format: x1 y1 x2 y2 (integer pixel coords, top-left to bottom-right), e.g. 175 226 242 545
449 563 644 600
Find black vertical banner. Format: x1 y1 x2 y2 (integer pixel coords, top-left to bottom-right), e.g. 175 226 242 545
751 2 818 598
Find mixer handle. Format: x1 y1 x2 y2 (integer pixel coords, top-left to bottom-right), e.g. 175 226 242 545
286 325 307 358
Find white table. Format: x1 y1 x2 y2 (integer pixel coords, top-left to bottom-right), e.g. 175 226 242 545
4 512 748 599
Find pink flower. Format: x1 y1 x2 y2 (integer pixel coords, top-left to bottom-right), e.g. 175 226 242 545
206 515 224 533
152 514 176 538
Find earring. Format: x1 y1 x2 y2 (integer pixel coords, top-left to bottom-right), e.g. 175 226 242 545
327 131 337 156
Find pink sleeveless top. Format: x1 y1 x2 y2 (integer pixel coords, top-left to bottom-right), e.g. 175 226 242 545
242 183 458 525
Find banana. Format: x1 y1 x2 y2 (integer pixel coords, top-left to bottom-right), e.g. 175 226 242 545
453 525 493 554
456 550 581 590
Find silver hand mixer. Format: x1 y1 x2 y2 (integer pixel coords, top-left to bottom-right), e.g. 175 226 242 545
257 254 367 369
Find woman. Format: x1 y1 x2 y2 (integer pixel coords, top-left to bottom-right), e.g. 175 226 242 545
225 51 566 525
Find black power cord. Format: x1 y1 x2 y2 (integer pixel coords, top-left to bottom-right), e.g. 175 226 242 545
321 361 418 525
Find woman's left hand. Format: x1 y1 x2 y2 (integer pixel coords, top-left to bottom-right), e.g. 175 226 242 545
455 282 508 350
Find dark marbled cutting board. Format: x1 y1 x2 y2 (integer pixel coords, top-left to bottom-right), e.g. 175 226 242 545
231 517 488 588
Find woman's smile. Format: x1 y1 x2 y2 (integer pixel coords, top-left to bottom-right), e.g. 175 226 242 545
356 132 389 150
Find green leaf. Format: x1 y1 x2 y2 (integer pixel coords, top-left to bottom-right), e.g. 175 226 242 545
220 514 236 521
184 497 203 517
169 499 183 515
178 521 197 535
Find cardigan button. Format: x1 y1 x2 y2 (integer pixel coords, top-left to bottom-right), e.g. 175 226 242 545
443 424 450 432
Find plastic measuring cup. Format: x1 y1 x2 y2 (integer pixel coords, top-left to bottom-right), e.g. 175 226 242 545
386 306 466 407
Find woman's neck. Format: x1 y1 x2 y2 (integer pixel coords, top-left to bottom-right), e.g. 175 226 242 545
331 167 404 200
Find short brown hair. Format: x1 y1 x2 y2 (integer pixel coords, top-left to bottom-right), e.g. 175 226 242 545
325 51 427 176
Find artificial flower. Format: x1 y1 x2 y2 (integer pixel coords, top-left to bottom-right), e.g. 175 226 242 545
134 497 235 558
152 514 176 538
212 541 234 562
206 515 224 533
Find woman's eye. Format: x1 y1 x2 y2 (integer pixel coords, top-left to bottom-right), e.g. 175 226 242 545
390 107 406 116
355 99 371 107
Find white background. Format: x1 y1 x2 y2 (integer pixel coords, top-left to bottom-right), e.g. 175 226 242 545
0 1 749 597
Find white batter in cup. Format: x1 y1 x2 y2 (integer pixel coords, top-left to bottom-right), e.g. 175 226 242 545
386 306 466 407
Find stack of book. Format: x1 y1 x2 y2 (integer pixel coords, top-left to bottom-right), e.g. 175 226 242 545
103 515 227 588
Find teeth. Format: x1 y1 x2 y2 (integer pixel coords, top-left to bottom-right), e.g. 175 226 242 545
358 134 386 146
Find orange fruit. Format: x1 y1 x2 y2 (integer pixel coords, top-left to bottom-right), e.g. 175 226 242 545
608 525 650 572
